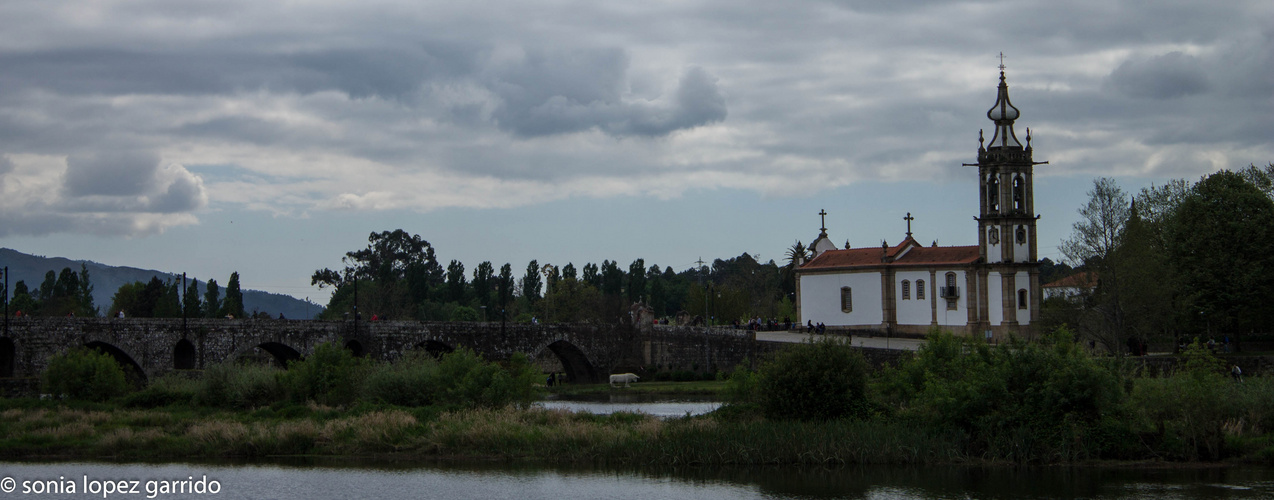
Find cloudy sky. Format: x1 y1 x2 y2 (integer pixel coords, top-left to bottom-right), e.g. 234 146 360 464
1 0 1271 304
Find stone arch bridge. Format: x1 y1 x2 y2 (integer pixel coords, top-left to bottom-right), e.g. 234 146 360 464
0 318 766 386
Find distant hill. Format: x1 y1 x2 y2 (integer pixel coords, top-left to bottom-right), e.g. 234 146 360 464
0 248 323 319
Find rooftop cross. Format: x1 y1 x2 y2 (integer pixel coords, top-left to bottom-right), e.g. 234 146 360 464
998 52 1005 71
818 209 827 232
904 212 915 238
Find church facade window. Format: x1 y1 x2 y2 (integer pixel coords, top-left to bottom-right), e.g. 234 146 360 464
987 174 1000 213
1018 289 1028 309
1016 225 1027 244
901 280 910 300
840 287 853 312
916 279 925 300
944 272 959 310
1013 175 1024 212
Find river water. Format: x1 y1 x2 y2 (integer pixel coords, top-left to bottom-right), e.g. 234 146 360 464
2 460 1273 499
535 393 721 418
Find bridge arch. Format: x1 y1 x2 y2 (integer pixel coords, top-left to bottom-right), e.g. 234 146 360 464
0 337 14 378
344 339 366 357
173 339 196 370
231 342 303 368
534 340 599 384
84 340 147 386
414 340 455 359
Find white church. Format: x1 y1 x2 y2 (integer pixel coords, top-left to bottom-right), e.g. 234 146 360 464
795 68 1044 339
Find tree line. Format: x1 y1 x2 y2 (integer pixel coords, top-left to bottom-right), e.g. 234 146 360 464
1048 163 1274 353
3 267 250 319
311 229 800 324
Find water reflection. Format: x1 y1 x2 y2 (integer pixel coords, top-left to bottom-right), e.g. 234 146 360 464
536 392 722 417
2 460 1272 499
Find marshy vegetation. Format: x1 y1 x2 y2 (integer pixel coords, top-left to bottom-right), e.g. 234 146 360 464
5 332 1274 465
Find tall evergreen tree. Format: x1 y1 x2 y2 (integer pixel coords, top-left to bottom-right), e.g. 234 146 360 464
203 279 221 318
445 260 467 303
223 272 245 318
77 264 97 317
472 261 495 311
184 278 202 318
627 259 646 303
497 263 514 320
521 260 542 305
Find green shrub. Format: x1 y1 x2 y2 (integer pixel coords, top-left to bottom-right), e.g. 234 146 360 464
42 348 130 401
363 351 443 407
757 336 870 421
197 363 285 409
448 306 480 322
122 374 199 408
280 342 368 406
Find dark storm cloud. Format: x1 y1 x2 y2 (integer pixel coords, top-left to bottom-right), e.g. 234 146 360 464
1108 52 1210 99
59 151 206 214
63 151 162 197
487 49 726 137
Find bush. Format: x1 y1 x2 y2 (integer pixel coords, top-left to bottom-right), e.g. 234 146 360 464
123 375 199 408
449 306 480 322
363 348 540 410
363 352 443 407
757 336 870 421
280 342 368 406
197 362 285 409
42 348 130 401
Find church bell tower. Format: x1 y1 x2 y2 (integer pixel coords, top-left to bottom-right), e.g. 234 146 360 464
968 63 1046 332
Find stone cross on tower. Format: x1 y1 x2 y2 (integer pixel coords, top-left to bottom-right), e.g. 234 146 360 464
818 209 827 232
904 212 915 238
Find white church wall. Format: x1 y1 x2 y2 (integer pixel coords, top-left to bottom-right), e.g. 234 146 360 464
1016 270 1032 325
895 270 930 326
986 227 1002 263
936 269 969 327
988 271 1003 326
800 271 883 327
1013 226 1029 263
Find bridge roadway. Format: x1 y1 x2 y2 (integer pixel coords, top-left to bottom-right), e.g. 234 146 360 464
0 318 916 388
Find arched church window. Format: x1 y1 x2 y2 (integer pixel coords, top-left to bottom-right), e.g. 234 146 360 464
1013 175 1024 212
987 174 1000 212
944 273 959 310
901 280 910 300
916 279 925 300
1018 289 1029 309
840 287 853 313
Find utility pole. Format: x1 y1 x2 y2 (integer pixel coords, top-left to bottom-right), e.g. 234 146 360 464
181 272 187 335
3 266 8 335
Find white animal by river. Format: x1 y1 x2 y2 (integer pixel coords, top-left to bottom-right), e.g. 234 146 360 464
609 373 640 387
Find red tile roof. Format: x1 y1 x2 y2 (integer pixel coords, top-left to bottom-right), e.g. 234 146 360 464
799 237 980 271
1042 272 1096 289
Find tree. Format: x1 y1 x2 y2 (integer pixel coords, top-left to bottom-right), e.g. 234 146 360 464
582 263 600 288
497 263 514 320
627 258 647 304
203 279 221 318
521 260 542 305
222 272 245 318
311 229 445 319
472 261 494 311
562 262 578 281
109 281 146 318
77 264 97 317
37 270 56 303
1166 170 1274 348
445 260 467 304
9 281 37 315
184 278 202 318
1058 178 1131 353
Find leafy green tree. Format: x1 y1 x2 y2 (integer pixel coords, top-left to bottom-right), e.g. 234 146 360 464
109 282 145 318
445 260 467 303
222 271 245 318
312 229 445 319
9 281 37 316
540 278 602 323
37 270 56 303
755 336 870 421
153 278 181 318
582 262 600 288
1059 178 1132 352
203 279 221 318
561 262 577 281
42 348 130 401
1166 170 1274 347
